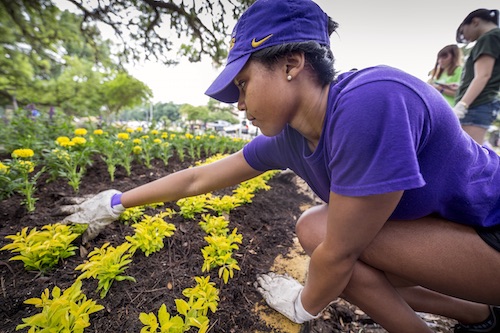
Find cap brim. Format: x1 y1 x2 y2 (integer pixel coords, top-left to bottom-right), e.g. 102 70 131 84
205 54 251 104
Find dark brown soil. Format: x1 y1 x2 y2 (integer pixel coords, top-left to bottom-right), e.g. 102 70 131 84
0 155 455 332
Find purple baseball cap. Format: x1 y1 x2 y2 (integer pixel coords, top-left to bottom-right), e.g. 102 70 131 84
205 0 330 104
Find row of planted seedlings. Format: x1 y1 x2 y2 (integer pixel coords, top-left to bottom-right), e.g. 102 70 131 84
1 152 279 332
0 125 248 213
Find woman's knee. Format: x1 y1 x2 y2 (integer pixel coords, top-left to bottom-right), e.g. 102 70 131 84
295 204 328 255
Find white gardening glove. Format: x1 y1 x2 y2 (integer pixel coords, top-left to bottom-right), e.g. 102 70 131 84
255 272 320 324
57 189 124 244
453 101 468 119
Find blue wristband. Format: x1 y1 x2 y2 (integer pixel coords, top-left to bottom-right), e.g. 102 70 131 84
111 193 123 208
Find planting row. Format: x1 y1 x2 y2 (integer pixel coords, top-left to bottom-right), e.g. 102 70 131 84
1 153 278 332
0 126 248 212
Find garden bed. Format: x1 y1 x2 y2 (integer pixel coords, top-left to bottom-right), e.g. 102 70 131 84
0 156 455 332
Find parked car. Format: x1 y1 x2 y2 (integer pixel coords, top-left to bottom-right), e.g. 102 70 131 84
206 120 231 132
224 120 259 136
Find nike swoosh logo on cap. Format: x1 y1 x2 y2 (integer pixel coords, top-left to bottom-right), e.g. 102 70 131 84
251 34 273 48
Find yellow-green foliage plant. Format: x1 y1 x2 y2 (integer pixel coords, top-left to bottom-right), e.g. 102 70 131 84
206 194 243 216
75 242 136 298
198 214 229 236
119 202 164 225
16 280 104 332
1 224 79 272
176 194 210 219
201 228 242 284
139 276 218 333
126 210 177 256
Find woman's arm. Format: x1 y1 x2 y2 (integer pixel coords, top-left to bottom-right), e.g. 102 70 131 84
459 54 495 106
121 150 263 208
301 190 404 314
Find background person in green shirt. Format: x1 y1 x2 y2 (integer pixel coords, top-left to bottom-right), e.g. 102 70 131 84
428 44 463 106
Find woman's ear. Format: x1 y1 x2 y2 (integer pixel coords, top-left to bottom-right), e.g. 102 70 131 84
284 52 306 79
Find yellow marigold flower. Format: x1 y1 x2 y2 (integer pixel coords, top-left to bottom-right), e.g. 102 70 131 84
170 134 176 139
153 139 162 144
62 140 75 147
185 133 194 139
195 136 201 140
136 127 143 132
150 130 159 135
118 133 130 140
93 129 104 135
126 128 134 133
209 135 215 139
133 146 142 154
18 160 35 173
72 136 87 145
11 148 34 159
115 141 124 147
133 138 142 144
161 132 168 139
56 136 71 146
74 128 88 136
141 135 149 140
0 162 9 173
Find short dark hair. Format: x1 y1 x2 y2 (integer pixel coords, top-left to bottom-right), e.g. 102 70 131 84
250 18 339 85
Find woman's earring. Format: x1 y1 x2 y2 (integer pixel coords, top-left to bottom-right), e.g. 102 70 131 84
287 75 292 81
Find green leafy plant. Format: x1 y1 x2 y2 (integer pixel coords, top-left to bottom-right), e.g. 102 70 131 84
151 138 173 167
126 211 177 256
181 276 219 317
91 129 121 182
119 206 146 225
75 242 136 298
7 148 45 212
1 224 79 272
0 161 15 200
176 194 210 219
206 194 242 216
201 229 242 284
231 186 255 204
16 280 104 332
134 135 157 168
114 131 135 176
139 276 217 333
198 214 229 236
139 303 185 333
119 203 165 225
170 134 186 162
43 133 95 192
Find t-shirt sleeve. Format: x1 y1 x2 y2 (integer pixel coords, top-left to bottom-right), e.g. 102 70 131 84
472 32 500 61
327 80 426 196
242 134 289 172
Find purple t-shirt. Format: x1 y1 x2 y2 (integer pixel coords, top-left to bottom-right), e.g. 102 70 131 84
243 66 500 227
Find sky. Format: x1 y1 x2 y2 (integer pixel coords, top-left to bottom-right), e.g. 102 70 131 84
115 1 499 106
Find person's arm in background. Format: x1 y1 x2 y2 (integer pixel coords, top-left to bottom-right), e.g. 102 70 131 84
441 82 460 97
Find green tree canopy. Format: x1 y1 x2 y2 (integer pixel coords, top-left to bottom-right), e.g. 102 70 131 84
102 72 152 116
3 0 253 66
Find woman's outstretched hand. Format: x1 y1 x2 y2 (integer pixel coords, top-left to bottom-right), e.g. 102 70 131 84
54 189 124 244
